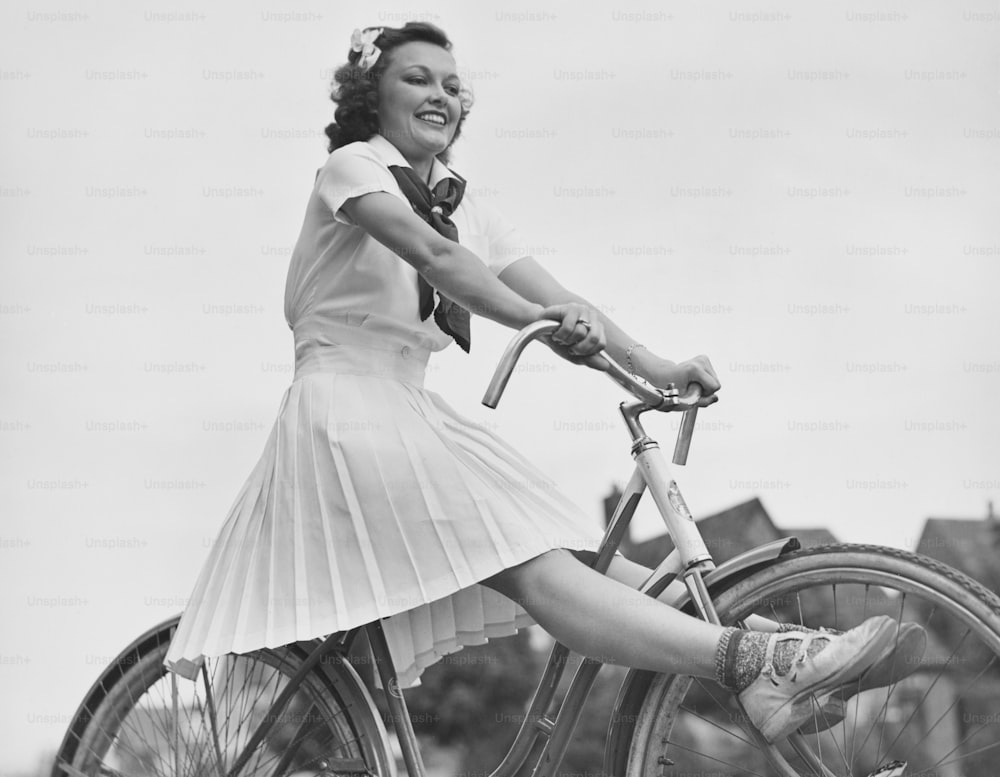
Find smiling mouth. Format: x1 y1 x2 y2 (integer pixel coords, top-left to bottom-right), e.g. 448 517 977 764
415 111 447 127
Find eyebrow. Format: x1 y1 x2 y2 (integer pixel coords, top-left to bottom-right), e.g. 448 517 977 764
401 63 460 81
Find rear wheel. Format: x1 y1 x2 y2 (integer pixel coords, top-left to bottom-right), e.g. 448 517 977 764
53 617 395 777
626 544 1000 777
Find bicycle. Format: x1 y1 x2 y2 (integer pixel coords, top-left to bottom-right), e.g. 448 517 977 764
53 320 1000 777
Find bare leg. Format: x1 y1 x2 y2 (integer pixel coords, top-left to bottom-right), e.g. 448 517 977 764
481 549 725 678
483 549 889 745
602 553 782 633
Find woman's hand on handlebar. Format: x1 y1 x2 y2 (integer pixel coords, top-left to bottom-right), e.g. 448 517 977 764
640 353 721 408
537 303 610 369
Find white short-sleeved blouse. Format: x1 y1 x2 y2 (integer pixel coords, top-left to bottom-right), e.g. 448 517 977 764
284 133 531 353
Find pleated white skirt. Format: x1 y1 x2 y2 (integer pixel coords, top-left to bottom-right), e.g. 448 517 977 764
163 340 606 687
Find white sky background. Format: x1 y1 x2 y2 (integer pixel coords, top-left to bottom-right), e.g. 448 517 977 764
2 0 999 773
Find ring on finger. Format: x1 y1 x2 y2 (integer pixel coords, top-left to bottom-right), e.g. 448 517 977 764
576 317 591 329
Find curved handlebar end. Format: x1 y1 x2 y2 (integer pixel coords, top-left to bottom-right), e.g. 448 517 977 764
481 321 561 409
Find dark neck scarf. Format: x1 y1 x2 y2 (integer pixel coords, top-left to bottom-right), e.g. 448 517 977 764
387 164 472 353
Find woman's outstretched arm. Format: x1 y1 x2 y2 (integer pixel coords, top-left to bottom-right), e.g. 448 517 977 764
340 191 717 399
499 257 720 403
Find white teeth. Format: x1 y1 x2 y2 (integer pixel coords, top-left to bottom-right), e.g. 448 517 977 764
416 113 446 125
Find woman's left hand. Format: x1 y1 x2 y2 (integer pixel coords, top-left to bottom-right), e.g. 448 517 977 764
640 354 721 408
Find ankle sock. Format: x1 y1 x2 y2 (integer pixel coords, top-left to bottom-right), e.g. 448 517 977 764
715 627 833 693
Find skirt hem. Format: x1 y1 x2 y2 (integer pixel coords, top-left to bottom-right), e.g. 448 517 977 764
164 538 604 685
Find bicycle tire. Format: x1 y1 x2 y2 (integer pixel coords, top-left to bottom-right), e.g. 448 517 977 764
53 616 395 777
625 543 1000 777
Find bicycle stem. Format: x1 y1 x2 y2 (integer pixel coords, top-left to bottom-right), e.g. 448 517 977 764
621 401 713 570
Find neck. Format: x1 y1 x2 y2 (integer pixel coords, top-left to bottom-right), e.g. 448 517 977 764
405 154 434 185
378 132 435 183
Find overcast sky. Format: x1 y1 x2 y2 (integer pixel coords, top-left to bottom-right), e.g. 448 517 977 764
2 0 999 773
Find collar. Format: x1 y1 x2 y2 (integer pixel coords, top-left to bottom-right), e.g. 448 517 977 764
366 132 461 189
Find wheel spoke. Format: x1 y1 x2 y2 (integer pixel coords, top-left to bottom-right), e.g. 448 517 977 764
935 733 1000 768
787 731 839 777
689 677 751 738
688 675 810 775
872 592 908 764
190 679 222 777
790 698 852 776
113 661 179 777
904 654 998 766
659 735 772 777
675 697 757 749
881 625 974 757
847 591 907 764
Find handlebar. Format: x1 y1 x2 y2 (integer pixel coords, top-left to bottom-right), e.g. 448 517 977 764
481 321 705 463
482 321 678 409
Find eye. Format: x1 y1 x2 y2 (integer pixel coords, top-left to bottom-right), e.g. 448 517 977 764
406 75 427 85
444 83 460 96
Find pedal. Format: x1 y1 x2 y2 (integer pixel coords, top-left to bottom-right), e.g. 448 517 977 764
867 760 907 777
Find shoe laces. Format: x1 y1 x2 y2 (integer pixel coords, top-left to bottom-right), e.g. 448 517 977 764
763 631 828 686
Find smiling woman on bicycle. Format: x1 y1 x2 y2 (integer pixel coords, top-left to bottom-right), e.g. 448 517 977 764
163 21 905 742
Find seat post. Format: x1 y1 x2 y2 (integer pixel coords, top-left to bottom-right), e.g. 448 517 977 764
367 620 427 777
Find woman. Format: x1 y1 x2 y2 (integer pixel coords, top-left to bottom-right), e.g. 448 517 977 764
164 22 909 743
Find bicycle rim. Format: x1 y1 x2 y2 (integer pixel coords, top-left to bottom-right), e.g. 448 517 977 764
626 544 1000 777
58 624 392 777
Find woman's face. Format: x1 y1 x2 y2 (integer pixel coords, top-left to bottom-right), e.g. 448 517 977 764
376 41 463 166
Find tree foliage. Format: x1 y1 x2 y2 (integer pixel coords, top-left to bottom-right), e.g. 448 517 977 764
401 630 545 775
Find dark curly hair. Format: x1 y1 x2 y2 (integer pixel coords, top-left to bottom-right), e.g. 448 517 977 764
324 22 473 164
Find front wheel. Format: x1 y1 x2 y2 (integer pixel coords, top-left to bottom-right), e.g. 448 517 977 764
53 616 396 777
626 544 1000 777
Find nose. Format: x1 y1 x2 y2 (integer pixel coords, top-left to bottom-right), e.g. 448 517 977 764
427 80 449 105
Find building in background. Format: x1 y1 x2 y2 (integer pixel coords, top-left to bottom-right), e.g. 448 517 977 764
604 488 838 567
915 502 1000 597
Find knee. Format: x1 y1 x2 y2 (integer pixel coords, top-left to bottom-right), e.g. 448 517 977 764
480 548 574 603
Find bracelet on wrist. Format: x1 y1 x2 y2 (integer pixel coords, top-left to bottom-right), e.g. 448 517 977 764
625 343 647 376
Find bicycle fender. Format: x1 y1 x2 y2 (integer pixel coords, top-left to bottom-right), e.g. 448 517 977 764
603 537 800 777
284 634 398 777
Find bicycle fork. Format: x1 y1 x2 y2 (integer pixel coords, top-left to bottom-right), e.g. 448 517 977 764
620 401 721 625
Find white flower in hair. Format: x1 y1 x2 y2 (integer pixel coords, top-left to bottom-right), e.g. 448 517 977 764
458 83 474 112
350 27 383 71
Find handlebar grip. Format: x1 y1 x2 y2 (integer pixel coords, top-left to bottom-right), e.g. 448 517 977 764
481 370 512 409
672 407 698 465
